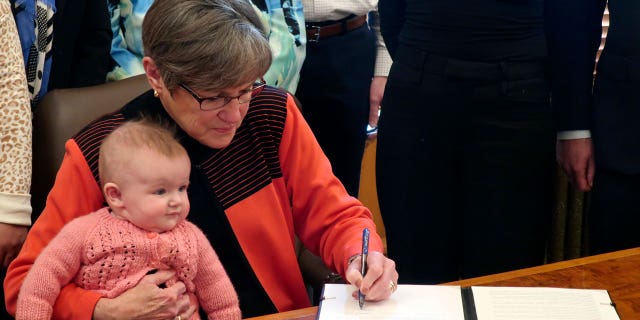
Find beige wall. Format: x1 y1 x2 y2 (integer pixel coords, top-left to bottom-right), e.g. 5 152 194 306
358 138 386 253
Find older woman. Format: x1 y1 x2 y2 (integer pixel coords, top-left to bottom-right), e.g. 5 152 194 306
4 0 397 318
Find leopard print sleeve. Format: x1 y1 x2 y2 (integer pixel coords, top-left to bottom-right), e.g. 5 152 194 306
0 0 33 226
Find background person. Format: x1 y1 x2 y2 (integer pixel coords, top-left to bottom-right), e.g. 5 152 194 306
377 0 555 284
106 0 305 93
0 0 32 318
554 0 640 255
295 1 391 197
4 0 398 318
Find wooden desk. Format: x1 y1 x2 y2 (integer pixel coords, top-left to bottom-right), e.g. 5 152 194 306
246 247 640 319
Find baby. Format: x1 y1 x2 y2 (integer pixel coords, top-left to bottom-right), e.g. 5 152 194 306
17 119 241 319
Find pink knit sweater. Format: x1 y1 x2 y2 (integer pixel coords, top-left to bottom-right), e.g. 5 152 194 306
16 207 240 319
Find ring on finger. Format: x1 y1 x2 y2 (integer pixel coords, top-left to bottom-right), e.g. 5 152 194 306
389 280 397 292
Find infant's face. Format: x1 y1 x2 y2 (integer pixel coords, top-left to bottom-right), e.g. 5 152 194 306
117 150 191 232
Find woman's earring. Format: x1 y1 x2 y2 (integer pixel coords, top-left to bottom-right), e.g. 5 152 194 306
153 90 159 98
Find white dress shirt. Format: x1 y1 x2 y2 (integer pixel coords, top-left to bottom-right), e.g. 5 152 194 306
301 0 391 77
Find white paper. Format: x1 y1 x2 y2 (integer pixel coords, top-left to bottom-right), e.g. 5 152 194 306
317 284 465 320
472 286 620 320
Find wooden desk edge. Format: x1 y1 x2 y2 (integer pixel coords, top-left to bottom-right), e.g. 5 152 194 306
244 248 640 319
448 247 640 287
245 306 317 320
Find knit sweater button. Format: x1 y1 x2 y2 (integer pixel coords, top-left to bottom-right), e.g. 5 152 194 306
147 232 158 239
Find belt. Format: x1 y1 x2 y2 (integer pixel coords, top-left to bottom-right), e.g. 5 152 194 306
306 15 367 43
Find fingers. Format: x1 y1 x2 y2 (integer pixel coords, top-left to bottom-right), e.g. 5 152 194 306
174 292 197 320
556 138 595 192
587 156 595 189
145 269 184 291
571 159 594 192
348 252 399 302
345 255 364 287
363 252 398 301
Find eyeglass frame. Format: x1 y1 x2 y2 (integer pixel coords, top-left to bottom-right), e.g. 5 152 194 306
179 78 266 111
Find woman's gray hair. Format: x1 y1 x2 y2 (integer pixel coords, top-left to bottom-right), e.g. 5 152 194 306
142 0 272 91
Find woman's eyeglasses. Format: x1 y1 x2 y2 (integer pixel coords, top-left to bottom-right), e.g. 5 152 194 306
180 79 266 111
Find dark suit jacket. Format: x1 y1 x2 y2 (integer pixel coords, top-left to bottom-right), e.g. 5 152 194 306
547 0 640 172
48 0 112 90
543 0 605 134
590 0 640 173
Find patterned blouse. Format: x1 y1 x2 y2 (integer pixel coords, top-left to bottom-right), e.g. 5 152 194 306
0 0 33 226
107 0 306 93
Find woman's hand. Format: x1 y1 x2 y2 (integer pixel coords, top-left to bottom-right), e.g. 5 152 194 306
93 270 197 320
345 251 398 302
0 223 28 268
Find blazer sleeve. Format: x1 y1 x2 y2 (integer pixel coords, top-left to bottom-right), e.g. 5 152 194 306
0 3 32 226
4 140 105 319
278 94 383 277
545 0 607 132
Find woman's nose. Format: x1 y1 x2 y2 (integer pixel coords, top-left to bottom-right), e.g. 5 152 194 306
218 100 243 123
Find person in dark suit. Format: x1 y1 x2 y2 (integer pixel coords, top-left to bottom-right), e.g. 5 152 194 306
555 0 640 255
48 0 112 90
297 1 391 197
377 0 557 284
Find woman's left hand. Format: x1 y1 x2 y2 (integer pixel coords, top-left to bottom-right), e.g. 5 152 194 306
345 251 398 301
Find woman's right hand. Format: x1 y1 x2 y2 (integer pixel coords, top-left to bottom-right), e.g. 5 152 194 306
93 270 197 320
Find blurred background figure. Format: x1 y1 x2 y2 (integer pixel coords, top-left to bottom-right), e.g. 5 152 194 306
106 0 306 93
11 0 111 109
296 1 391 197
377 0 556 284
0 0 32 318
555 0 640 255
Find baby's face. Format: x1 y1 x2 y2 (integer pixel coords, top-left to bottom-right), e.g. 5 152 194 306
117 150 191 233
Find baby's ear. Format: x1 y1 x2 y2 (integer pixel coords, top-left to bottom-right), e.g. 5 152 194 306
103 182 124 208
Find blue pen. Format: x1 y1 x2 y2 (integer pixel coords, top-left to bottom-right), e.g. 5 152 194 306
359 228 370 309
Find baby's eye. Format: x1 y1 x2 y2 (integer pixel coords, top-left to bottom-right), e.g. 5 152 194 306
153 189 167 195
178 185 188 192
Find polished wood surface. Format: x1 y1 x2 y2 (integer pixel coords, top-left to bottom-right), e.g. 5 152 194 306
245 248 640 319
246 307 317 320
448 247 640 319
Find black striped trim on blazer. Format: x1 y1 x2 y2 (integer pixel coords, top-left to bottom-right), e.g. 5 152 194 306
73 86 288 207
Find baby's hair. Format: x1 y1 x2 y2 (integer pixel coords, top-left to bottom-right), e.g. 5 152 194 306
98 118 188 186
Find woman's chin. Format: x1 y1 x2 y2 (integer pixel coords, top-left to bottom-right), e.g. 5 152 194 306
199 133 234 149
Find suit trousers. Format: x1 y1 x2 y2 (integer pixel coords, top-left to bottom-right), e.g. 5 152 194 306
589 53 640 254
589 169 640 255
296 24 375 197
377 45 555 284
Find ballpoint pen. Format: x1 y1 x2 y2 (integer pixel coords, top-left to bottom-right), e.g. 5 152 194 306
359 228 370 309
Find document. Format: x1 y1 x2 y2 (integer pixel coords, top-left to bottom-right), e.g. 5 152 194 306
317 284 465 320
472 286 620 320
317 284 620 320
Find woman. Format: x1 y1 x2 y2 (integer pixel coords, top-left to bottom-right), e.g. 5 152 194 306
377 1 555 284
0 1 32 318
4 0 397 318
